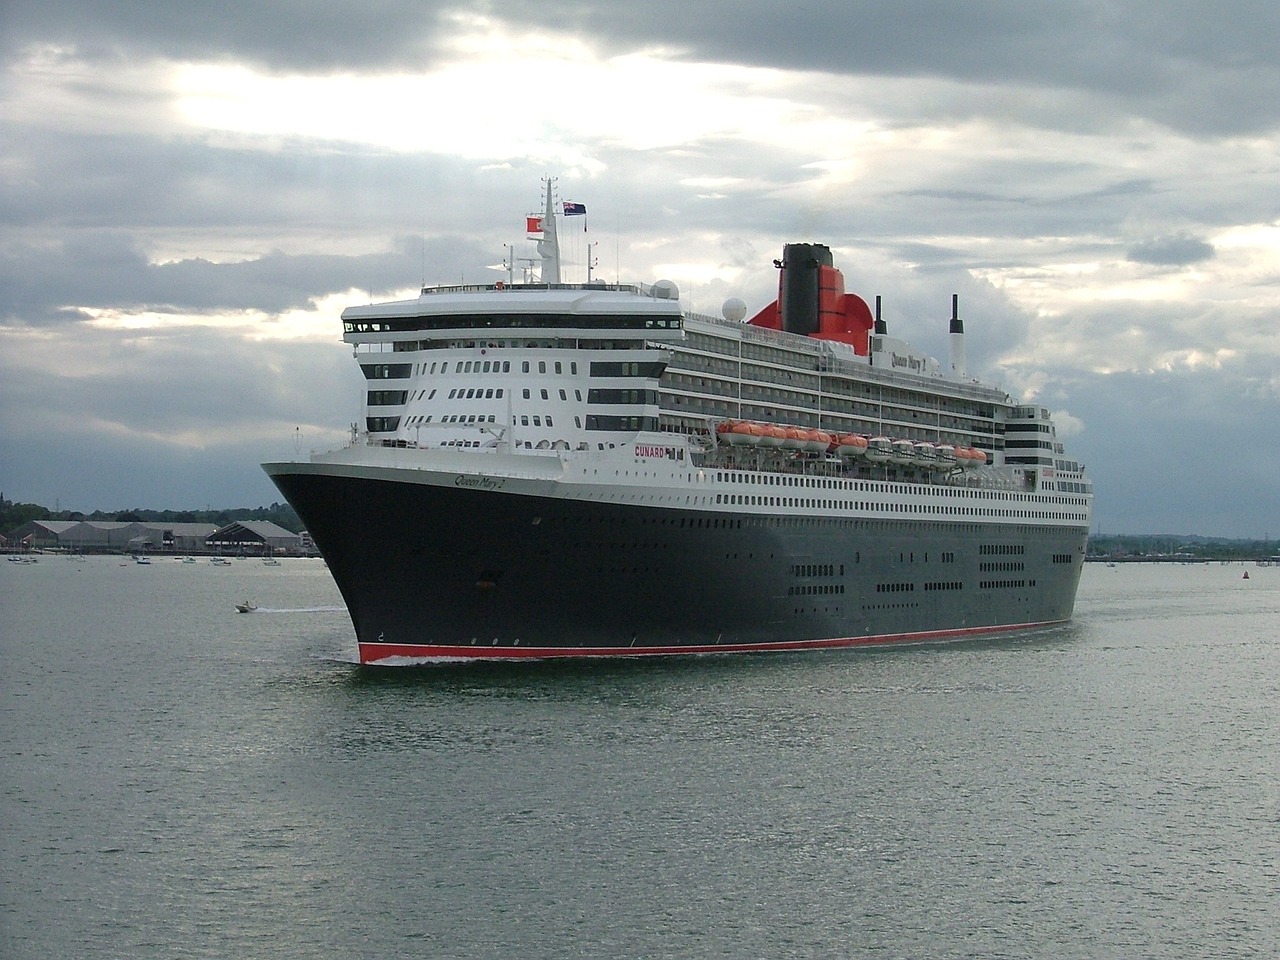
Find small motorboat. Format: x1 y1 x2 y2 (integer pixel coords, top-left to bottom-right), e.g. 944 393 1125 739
235 601 258 613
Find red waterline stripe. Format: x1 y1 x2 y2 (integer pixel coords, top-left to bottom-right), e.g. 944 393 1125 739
358 619 1066 664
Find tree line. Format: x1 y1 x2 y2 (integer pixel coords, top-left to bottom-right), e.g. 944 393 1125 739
1 494 303 535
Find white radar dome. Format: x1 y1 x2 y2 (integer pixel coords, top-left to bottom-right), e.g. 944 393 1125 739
722 297 747 322
651 279 680 300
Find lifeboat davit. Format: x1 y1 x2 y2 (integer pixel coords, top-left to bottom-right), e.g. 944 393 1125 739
865 436 893 462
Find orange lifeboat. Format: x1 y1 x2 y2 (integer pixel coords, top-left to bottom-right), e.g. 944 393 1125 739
723 421 763 446
781 426 807 450
758 424 786 448
833 433 869 458
741 422 766 445
806 429 834 453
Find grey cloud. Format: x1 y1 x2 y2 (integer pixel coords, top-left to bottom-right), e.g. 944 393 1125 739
1127 234 1216 266
1 0 454 71
1058 363 1277 536
7 1 1280 134
0 232 435 323
0 325 359 509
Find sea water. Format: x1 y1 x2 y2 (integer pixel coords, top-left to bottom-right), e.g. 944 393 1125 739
2 557 1278 959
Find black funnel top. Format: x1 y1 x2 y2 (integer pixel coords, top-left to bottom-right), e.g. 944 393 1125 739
780 243 832 336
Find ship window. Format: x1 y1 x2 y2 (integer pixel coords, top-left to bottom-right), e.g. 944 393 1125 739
539 361 547 373
483 361 491 372
560 389 567 400
430 362 437 374
541 389 549 400
571 362 578 374
575 416 582 428
521 416 529 426
522 361 530 373
533 416 542 426
523 388 531 399
546 416 553 427
485 389 494 398
575 390 582 401
428 389 436 400
555 362 562 374
503 362 511 372
497 389 504 398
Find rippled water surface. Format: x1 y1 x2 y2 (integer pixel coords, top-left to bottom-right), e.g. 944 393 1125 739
3 558 1278 958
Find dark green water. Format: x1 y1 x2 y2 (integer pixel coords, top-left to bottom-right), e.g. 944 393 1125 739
3 558 1278 958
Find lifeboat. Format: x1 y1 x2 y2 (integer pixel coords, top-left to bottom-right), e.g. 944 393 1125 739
935 444 958 469
757 424 786 448
716 420 740 444
970 447 988 466
806 429 834 453
722 421 764 446
865 436 893 462
832 433 869 458
891 438 917 465
781 426 807 450
914 442 937 467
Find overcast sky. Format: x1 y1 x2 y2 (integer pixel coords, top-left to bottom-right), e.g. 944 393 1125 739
3 1 1279 537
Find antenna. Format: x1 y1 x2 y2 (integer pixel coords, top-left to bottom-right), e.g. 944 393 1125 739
536 176 561 284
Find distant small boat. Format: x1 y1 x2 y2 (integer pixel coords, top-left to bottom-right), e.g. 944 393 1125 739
235 601 258 613
134 555 151 565
262 558 281 566
180 556 196 564
210 557 231 565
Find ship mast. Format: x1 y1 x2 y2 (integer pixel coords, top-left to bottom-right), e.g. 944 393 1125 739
536 176 561 284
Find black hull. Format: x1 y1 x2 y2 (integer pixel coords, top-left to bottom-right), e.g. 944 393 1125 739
267 465 1088 662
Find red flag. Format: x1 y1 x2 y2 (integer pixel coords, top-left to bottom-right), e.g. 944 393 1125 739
526 216 542 233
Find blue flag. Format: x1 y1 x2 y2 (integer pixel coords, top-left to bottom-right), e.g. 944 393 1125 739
562 201 586 216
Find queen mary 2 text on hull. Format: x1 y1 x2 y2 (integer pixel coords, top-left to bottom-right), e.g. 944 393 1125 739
263 180 1092 664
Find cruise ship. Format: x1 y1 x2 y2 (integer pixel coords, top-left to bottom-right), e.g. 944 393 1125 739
264 181 1092 663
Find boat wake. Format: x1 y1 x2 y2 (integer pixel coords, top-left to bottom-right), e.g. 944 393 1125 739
241 605 347 614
